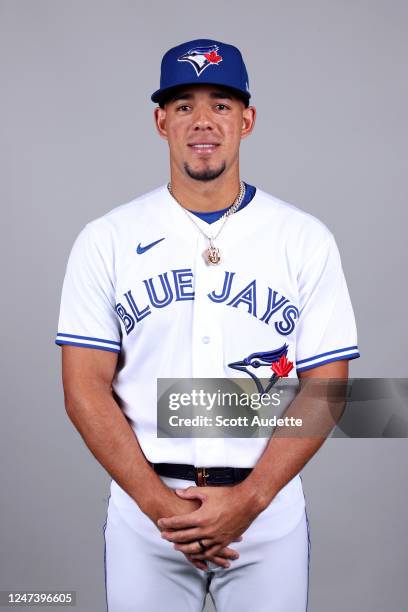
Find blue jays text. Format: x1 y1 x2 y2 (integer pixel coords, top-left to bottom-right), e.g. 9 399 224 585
115 269 299 336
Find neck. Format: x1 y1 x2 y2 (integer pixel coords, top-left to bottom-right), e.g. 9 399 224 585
168 167 242 212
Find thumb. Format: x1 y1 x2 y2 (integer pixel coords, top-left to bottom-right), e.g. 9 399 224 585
175 488 207 502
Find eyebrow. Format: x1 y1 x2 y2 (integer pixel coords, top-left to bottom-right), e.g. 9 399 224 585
169 91 234 103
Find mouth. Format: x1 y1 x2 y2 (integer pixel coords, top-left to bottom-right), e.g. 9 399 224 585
188 143 220 155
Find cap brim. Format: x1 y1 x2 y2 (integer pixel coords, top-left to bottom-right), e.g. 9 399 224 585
151 83 251 106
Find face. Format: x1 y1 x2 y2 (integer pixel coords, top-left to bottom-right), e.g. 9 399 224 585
154 84 256 182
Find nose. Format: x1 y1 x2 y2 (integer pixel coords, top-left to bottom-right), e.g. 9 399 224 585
191 105 213 130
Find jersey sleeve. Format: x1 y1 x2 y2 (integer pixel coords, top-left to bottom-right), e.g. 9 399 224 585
55 222 121 353
295 231 359 372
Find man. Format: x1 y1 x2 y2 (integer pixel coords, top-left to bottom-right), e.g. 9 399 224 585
56 39 360 611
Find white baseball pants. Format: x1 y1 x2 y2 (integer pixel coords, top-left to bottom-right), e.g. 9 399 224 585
103 477 310 612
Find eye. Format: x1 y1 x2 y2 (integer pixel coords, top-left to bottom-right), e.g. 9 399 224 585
176 104 190 112
216 103 229 111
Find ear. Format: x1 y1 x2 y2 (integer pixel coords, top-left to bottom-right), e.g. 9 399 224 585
241 105 257 140
154 106 168 140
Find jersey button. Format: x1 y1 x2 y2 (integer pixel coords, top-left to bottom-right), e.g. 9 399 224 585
202 336 210 344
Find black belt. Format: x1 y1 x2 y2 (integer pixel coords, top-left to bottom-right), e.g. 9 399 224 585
151 462 253 486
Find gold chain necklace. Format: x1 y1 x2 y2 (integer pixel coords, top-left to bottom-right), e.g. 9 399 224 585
167 181 246 265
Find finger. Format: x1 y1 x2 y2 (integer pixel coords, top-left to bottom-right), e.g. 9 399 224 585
191 543 229 560
203 544 227 558
177 542 239 559
174 541 207 555
192 548 239 561
190 554 234 569
158 512 201 530
209 555 234 569
185 553 208 572
175 488 207 502
161 528 205 543
189 552 231 569
213 546 240 560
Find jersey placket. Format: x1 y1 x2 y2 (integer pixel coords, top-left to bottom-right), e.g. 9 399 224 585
191 230 228 466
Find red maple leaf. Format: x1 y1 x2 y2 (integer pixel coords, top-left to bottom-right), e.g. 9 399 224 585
204 50 222 64
271 355 294 377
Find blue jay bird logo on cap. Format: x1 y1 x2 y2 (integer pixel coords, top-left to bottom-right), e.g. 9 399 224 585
228 344 293 395
178 45 223 77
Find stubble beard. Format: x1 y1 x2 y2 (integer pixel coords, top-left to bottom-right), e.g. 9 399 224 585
184 161 226 182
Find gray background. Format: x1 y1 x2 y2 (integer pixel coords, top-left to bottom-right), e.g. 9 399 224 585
1 0 407 610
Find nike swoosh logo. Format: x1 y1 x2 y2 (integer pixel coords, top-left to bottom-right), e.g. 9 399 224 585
136 237 165 254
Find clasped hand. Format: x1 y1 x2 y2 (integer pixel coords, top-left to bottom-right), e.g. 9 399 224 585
158 485 259 570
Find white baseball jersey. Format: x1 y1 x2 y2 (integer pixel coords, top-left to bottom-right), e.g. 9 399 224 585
55 184 359 536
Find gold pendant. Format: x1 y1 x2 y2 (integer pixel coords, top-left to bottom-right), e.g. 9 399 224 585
204 245 221 265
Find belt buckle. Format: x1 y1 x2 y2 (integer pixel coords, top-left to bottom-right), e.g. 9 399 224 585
195 467 210 486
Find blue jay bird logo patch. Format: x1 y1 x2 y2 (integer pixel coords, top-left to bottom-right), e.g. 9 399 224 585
228 344 294 395
178 45 223 77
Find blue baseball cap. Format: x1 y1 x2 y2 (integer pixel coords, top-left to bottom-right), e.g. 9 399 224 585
151 39 251 107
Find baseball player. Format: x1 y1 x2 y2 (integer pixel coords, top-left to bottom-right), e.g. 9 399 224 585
55 39 360 611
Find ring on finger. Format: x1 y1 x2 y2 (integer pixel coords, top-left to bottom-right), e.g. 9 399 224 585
197 539 207 553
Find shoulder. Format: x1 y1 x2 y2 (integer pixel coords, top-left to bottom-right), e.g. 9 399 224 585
255 188 333 237
67 185 167 265
85 184 167 236
253 187 337 259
